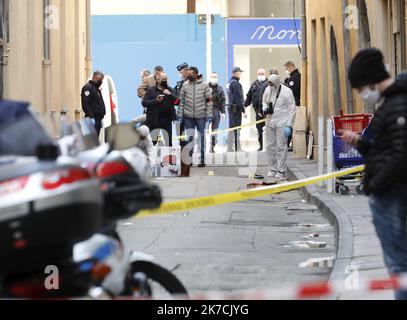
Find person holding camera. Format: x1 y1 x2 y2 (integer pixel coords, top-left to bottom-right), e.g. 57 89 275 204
263 74 296 180
142 73 178 147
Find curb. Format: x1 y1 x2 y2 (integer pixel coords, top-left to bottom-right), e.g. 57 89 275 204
287 163 354 300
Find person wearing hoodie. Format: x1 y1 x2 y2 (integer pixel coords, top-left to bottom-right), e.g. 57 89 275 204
244 68 268 151
177 66 213 169
262 74 296 181
342 48 407 300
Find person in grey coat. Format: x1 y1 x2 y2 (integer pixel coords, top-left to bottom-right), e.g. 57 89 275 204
177 66 213 168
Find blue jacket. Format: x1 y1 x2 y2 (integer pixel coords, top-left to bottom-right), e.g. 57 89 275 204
228 77 245 113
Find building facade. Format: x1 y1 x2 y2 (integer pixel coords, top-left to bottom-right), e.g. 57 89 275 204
304 0 407 151
1 0 91 134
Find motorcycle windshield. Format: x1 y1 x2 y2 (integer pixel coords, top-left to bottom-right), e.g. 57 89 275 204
0 100 53 156
60 119 100 156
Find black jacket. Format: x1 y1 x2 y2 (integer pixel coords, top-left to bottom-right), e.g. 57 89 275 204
357 78 407 195
209 83 226 114
228 77 245 113
142 85 177 127
245 79 267 113
81 81 106 119
284 69 301 106
174 79 186 98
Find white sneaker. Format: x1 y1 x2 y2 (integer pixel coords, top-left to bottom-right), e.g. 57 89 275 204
275 172 287 180
267 171 277 177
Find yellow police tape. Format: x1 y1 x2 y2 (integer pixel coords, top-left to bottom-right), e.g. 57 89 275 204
209 119 266 136
167 119 267 142
136 165 365 218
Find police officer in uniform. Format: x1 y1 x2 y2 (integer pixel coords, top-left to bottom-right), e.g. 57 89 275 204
283 61 301 106
174 63 190 176
174 63 189 149
283 62 301 149
227 67 247 152
244 68 268 151
81 71 106 137
174 63 189 98
208 72 226 153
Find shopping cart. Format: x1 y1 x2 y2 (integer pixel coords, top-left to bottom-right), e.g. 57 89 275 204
332 113 373 195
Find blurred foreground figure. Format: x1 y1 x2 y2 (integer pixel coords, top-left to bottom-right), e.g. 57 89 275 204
343 48 407 300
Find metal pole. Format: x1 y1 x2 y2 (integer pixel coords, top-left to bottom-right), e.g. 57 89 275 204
342 0 354 114
43 0 50 60
300 0 307 107
0 0 9 100
318 116 325 187
206 0 212 80
85 0 92 79
327 118 334 193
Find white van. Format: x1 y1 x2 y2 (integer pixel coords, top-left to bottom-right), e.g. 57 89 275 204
100 75 120 129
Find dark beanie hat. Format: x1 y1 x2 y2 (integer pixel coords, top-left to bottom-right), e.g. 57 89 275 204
348 48 390 88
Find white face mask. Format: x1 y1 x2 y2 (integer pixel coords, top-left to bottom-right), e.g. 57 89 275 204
257 75 266 82
210 78 218 85
360 87 381 104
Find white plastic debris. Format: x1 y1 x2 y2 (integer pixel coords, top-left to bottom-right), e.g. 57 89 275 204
299 256 335 268
285 241 328 249
307 241 327 248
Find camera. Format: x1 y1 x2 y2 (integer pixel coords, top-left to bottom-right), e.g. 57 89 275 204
264 102 274 115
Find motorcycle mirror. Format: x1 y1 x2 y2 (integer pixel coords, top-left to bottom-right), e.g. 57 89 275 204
36 144 59 161
106 123 141 151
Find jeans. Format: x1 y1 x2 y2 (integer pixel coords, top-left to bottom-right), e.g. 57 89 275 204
184 117 206 164
227 109 242 152
369 184 407 300
211 108 221 149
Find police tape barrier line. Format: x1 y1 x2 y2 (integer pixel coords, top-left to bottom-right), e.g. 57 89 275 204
115 273 407 300
209 119 267 136
169 119 267 141
136 165 365 218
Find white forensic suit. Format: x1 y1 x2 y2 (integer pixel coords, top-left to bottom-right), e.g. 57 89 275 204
263 78 296 177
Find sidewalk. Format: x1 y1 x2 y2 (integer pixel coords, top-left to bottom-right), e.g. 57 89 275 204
286 157 393 300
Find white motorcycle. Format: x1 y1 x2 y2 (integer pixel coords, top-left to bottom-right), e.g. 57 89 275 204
59 120 188 299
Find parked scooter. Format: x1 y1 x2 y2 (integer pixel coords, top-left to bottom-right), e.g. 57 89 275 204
59 120 188 298
0 101 104 298
0 101 187 299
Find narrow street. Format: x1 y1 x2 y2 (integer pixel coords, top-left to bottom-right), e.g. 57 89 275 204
119 161 335 296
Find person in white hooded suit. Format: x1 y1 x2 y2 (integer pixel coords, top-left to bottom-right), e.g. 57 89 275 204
262 74 296 180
